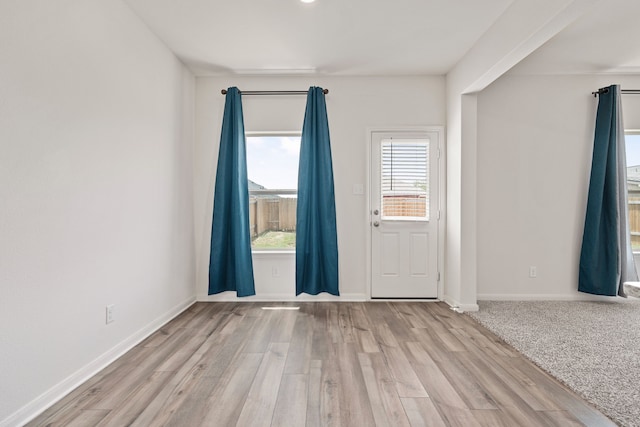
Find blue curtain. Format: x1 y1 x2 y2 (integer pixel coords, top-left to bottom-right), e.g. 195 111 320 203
208 87 255 297
296 87 339 296
579 84 637 296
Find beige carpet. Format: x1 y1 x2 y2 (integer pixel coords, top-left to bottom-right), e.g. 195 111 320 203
468 299 640 427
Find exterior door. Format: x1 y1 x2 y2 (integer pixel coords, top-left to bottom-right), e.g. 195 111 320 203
370 131 439 298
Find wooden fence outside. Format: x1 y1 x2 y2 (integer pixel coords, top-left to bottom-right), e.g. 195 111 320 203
249 197 297 238
247 193 640 249
248 195 428 240
630 191 640 250
382 196 427 218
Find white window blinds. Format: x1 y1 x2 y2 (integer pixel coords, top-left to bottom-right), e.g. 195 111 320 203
381 139 429 220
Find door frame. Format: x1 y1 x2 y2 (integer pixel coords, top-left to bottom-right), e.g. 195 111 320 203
365 126 445 300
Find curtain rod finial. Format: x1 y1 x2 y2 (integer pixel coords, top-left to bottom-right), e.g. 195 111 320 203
221 89 228 95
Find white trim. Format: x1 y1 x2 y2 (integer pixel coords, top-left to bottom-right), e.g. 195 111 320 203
456 304 480 312
365 128 373 300
442 295 479 312
198 292 367 302
245 130 302 137
366 126 446 301
476 293 619 302
249 189 296 195
2 297 196 427
436 126 446 301
369 299 440 302
251 251 296 257
362 128 376 300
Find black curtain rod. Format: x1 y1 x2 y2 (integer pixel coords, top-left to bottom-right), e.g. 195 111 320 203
220 89 328 96
592 88 640 97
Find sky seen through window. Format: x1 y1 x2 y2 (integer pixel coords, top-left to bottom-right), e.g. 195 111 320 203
246 136 300 189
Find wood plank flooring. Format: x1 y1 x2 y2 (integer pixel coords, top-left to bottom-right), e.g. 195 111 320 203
28 302 616 427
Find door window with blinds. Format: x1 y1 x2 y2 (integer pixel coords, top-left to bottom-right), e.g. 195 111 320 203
381 138 429 220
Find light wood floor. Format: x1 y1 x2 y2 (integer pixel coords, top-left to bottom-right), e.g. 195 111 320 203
29 302 615 427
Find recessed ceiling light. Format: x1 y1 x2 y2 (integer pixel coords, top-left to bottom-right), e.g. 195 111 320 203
300 0 316 3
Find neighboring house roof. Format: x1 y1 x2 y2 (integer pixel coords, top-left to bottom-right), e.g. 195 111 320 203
248 179 265 191
248 179 280 199
628 166 640 192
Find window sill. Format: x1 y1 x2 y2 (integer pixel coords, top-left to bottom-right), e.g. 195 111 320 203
252 250 295 258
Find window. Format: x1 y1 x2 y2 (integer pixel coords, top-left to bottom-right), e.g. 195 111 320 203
246 134 300 250
381 139 429 220
626 131 640 252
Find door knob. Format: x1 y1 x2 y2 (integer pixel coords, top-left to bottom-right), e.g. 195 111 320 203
373 221 380 227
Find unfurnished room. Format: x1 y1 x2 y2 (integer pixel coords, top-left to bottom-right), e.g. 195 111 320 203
2 0 640 426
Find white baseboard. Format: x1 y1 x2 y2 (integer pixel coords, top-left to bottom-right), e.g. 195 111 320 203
442 295 479 312
2 296 196 427
477 293 617 302
197 292 367 302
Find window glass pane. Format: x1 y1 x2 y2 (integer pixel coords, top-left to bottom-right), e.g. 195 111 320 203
381 139 429 220
626 133 640 252
246 135 300 250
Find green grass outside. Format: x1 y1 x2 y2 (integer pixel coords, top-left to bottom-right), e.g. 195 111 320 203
252 231 296 249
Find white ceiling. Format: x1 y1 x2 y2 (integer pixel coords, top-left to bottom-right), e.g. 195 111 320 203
123 0 640 78
508 0 640 75
124 0 513 76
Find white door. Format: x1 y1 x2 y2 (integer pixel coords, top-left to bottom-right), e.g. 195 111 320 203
370 131 439 298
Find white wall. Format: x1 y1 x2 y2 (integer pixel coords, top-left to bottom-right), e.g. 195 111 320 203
0 1 196 425
476 74 640 299
194 76 445 300
442 0 591 311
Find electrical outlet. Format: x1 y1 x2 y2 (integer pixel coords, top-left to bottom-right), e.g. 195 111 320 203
529 266 537 278
272 267 279 277
106 304 115 324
